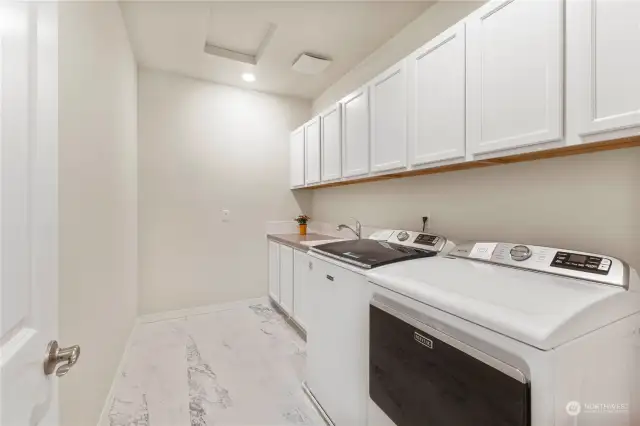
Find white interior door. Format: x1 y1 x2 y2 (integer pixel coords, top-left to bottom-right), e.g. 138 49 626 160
1 3 61 425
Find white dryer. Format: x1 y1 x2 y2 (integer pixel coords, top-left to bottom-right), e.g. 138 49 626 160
367 241 640 426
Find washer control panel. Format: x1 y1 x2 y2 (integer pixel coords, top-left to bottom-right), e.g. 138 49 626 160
385 230 452 254
449 242 629 289
551 251 611 275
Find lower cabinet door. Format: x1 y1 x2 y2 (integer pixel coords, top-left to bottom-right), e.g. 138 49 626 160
306 257 369 426
279 245 294 315
268 241 280 302
293 250 310 330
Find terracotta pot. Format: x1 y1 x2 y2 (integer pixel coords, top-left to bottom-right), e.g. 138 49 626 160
299 224 307 235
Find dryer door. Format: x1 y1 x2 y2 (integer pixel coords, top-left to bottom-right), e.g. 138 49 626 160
369 301 530 426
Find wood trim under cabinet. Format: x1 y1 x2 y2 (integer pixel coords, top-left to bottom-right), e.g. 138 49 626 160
297 135 640 190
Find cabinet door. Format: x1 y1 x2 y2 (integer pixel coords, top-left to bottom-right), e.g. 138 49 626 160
467 0 563 155
290 127 305 188
268 241 280 302
279 245 294 315
370 60 408 172
304 117 321 185
293 250 310 330
570 0 640 136
320 104 342 182
306 258 369 426
341 87 370 178
408 23 466 167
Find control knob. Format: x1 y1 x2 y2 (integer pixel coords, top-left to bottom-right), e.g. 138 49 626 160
397 231 410 242
510 245 532 261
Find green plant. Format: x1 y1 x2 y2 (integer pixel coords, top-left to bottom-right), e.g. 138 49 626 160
295 214 310 225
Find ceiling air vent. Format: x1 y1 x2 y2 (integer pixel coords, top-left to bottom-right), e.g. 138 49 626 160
292 53 332 75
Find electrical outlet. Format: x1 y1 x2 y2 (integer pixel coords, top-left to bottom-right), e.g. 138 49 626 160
421 214 430 232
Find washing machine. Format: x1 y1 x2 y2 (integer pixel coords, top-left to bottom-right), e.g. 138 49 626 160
304 230 455 426
366 241 640 426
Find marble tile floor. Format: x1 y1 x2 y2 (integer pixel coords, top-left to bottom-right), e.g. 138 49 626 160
101 298 325 426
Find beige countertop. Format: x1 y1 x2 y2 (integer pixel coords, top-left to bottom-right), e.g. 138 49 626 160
267 233 341 251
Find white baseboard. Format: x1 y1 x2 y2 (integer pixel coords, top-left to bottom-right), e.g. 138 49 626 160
137 296 268 324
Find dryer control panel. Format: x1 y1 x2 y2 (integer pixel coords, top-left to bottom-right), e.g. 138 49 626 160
449 242 629 289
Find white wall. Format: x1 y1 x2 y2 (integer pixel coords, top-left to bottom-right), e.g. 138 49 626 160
58 3 138 425
138 69 312 314
312 148 640 269
310 0 640 270
313 1 486 114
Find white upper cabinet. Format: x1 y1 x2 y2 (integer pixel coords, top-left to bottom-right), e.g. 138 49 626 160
341 87 370 178
290 126 305 188
305 117 321 185
320 104 342 182
569 0 640 138
370 60 408 173
408 23 466 167
466 0 563 155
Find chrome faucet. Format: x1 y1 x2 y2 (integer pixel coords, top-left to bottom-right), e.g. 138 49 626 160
337 218 362 239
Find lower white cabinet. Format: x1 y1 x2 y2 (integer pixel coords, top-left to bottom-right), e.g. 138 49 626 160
279 245 294 314
293 250 310 330
306 256 369 426
267 240 312 331
268 241 280 301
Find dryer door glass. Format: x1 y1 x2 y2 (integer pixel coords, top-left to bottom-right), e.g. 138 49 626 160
369 304 530 426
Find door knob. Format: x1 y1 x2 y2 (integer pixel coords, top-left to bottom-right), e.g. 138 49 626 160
44 340 81 377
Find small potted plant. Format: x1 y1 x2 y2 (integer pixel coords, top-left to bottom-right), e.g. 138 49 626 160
295 214 310 236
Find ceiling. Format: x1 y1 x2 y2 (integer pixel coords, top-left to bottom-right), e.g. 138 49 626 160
120 1 435 99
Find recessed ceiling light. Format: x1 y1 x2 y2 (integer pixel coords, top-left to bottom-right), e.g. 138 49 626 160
242 73 256 82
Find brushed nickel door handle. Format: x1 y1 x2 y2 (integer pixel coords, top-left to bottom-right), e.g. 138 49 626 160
44 340 81 377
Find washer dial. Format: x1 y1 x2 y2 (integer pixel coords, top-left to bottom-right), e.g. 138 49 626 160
510 245 532 261
397 231 410 242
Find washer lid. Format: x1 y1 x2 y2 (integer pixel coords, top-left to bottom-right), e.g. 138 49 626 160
367 255 640 350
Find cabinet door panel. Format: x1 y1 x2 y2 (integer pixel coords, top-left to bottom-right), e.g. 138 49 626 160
370 61 407 172
268 241 280 302
572 0 640 136
321 104 342 182
467 0 563 155
305 117 321 185
408 23 466 166
290 127 305 188
341 88 370 178
279 245 294 315
293 250 309 330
